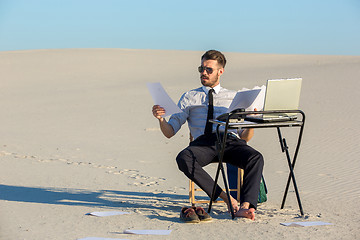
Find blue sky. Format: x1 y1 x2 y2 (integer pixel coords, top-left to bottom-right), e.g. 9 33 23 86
0 0 359 55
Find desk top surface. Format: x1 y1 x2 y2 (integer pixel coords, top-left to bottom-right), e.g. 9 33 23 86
209 119 303 128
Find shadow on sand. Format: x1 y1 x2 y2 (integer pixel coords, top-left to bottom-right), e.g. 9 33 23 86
0 184 203 222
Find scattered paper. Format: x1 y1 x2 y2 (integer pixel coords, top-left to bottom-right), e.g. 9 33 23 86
123 229 172 235
77 238 128 240
280 221 332 227
147 82 182 117
228 85 266 112
86 211 130 217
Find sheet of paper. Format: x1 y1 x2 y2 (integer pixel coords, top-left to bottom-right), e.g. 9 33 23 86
86 211 130 217
147 82 182 117
280 221 332 227
123 229 172 235
246 85 266 110
77 237 128 240
227 85 266 112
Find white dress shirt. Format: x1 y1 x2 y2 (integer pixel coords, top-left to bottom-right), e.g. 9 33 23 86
168 84 241 140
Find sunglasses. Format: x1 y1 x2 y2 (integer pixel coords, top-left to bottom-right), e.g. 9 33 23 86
198 66 216 74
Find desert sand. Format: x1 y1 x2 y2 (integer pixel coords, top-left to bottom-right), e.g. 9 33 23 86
0 48 359 239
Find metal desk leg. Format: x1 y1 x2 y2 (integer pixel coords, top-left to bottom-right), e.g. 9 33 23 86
282 138 304 215
208 126 236 219
277 127 304 216
277 123 305 215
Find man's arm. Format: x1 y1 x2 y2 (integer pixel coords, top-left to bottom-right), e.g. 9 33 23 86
152 105 175 138
239 108 257 142
240 128 254 142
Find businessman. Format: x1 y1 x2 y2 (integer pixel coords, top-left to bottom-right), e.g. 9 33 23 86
152 50 263 220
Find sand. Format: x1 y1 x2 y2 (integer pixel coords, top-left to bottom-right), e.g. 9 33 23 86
0 48 359 239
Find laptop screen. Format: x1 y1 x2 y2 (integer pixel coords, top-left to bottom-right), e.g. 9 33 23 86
263 78 302 116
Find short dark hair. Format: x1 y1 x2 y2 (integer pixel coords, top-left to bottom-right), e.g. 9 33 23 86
201 50 226 68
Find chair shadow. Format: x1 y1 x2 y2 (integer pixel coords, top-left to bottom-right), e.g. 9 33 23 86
0 184 194 222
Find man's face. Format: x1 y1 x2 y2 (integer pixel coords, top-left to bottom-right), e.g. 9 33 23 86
199 59 224 88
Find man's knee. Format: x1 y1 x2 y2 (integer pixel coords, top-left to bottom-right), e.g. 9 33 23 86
249 149 264 168
256 151 264 169
176 149 191 173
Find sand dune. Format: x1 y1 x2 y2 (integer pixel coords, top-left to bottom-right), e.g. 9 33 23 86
0 49 359 239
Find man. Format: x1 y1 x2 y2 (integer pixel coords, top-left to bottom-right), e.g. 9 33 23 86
152 50 263 220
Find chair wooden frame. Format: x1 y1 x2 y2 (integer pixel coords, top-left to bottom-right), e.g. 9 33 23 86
189 168 243 206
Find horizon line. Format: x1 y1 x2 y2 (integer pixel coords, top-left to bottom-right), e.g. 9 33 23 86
1 47 359 57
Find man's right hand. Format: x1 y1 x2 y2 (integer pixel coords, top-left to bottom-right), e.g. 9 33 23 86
152 105 166 120
152 105 175 138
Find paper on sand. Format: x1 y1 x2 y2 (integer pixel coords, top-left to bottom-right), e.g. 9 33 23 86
147 82 182 117
123 229 172 235
86 211 130 217
77 238 128 240
280 221 332 227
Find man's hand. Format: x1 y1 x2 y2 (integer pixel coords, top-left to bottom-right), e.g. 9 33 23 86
152 105 175 138
152 105 166 120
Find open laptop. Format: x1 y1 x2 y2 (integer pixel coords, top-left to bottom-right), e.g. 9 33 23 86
245 78 302 123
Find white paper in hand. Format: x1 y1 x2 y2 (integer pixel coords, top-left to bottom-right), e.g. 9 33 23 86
228 85 266 112
147 82 182 117
247 85 266 110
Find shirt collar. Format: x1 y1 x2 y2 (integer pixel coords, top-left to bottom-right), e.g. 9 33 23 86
202 84 221 95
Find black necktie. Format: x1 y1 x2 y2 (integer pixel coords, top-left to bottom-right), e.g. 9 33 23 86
204 89 215 135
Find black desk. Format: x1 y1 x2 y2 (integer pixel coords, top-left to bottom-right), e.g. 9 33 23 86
208 110 305 219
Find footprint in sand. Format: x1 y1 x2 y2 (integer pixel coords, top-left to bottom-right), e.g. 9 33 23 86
144 128 160 132
317 173 329 177
7 150 165 187
0 151 12 156
37 159 53 163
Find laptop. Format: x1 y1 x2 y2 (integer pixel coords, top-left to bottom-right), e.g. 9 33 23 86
245 78 302 123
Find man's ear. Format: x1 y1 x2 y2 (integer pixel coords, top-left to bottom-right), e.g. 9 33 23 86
218 67 224 76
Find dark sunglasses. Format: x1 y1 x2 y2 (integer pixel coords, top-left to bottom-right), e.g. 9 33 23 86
198 66 215 74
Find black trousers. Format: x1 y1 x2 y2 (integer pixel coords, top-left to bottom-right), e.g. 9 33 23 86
176 133 264 209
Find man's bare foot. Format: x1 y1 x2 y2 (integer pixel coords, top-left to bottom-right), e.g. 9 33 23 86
219 192 239 213
234 208 255 220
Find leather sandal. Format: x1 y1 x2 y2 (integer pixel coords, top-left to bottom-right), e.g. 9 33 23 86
180 207 200 223
193 206 212 221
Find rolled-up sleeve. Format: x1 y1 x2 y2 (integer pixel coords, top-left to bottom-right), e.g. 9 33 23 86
168 111 187 135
